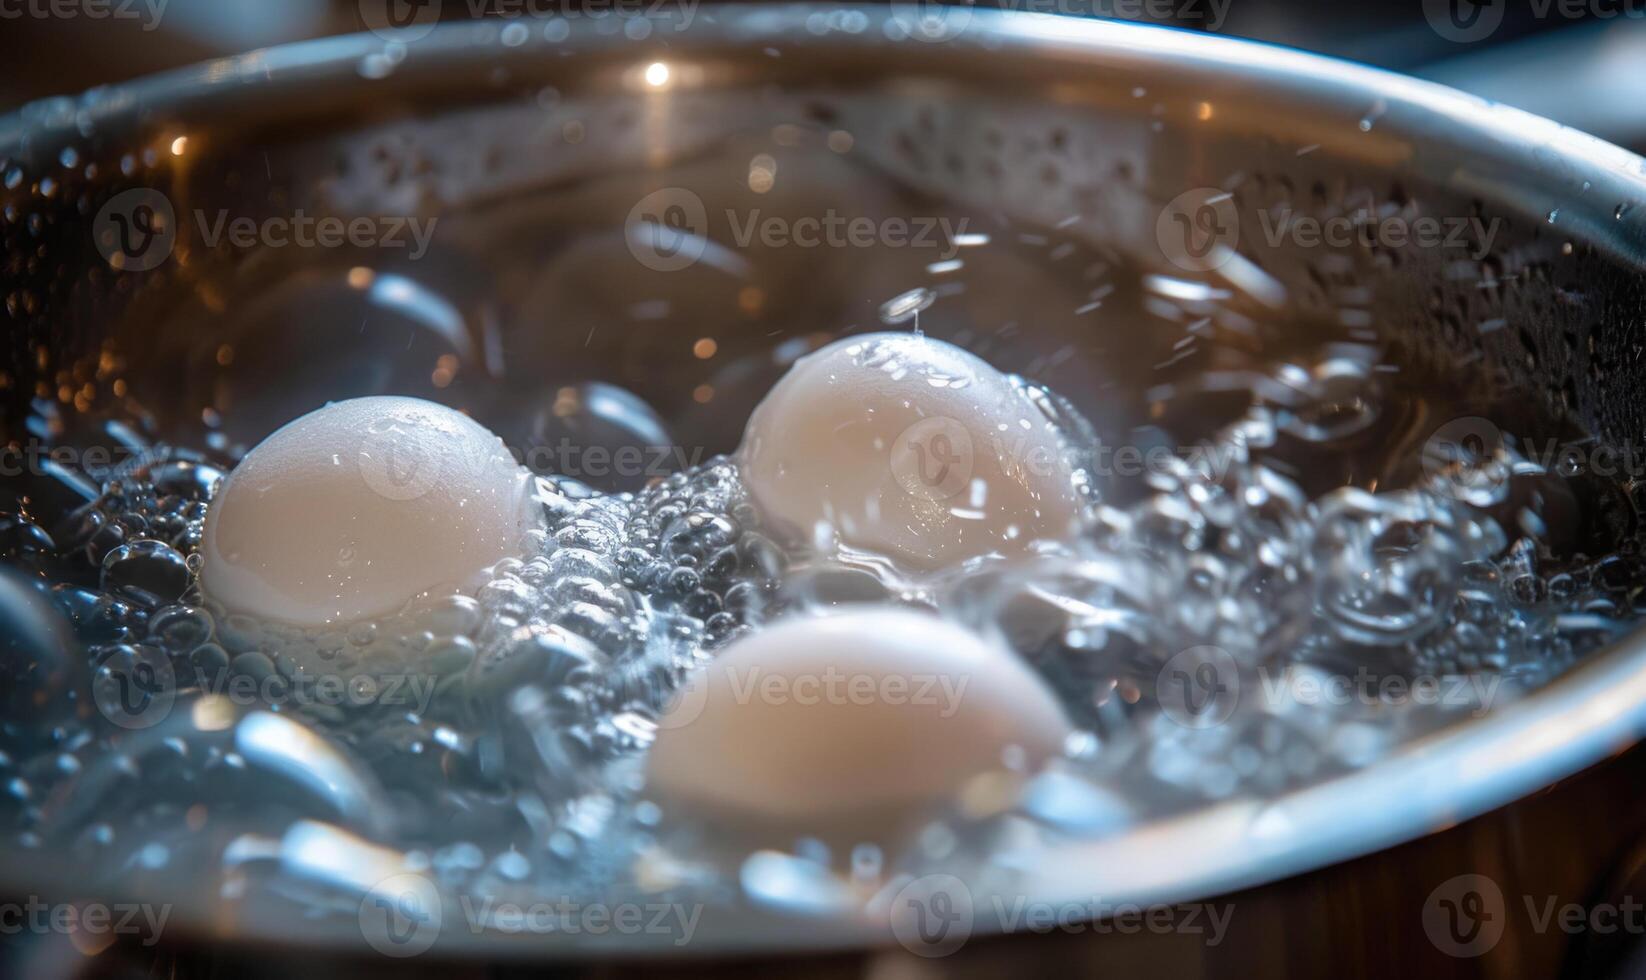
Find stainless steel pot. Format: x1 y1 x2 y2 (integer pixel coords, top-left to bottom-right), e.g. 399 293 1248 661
3 5 1646 975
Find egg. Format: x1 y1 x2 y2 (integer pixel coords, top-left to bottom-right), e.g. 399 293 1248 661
201 396 538 628
739 332 1080 571
644 608 1072 839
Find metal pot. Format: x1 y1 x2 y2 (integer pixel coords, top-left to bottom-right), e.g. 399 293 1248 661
3 5 1645 976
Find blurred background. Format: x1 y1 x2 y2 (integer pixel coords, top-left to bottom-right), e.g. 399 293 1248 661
2 0 1645 152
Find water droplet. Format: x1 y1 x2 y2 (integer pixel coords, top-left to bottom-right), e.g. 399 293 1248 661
878 287 936 326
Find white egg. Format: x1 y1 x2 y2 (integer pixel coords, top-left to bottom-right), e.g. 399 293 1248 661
739 332 1080 571
645 608 1071 839
201 396 538 628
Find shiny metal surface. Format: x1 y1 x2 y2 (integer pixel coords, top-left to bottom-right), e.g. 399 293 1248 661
3 4 1646 959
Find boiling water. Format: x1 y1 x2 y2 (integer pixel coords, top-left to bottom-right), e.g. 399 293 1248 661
1 128 1642 938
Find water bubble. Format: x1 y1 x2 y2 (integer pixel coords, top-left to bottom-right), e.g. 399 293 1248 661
0 513 55 560
147 460 224 502
0 570 83 748
1313 491 1487 645
101 540 190 608
148 605 214 654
